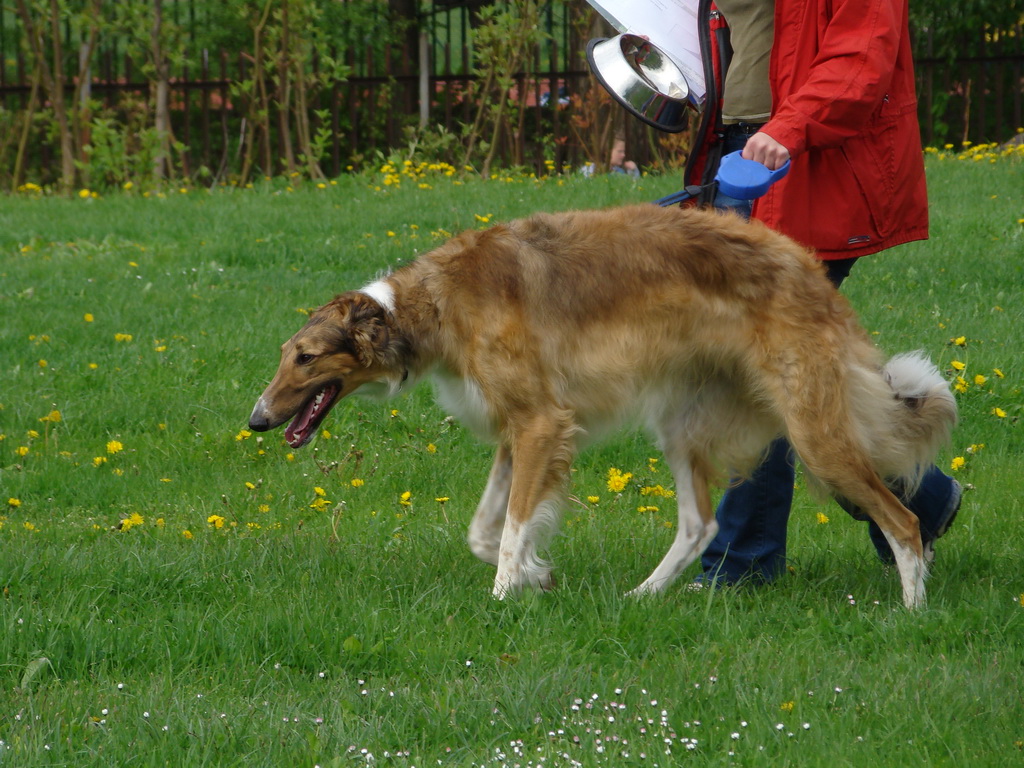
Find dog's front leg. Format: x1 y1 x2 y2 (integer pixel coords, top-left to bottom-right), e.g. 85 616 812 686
492 413 573 598
467 444 512 566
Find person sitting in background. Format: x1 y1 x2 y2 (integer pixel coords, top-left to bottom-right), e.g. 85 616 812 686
610 136 640 177
580 136 641 177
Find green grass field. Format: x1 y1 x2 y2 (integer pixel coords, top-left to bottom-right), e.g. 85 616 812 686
1 155 1022 767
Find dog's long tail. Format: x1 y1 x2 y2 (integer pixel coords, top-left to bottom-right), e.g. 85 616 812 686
854 351 958 490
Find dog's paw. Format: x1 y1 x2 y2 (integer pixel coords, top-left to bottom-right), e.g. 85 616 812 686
467 536 500 567
492 566 554 598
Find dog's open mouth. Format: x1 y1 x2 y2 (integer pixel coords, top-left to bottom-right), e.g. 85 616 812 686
284 383 340 448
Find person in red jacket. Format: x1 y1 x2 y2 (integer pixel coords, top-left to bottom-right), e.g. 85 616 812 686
685 0 961 585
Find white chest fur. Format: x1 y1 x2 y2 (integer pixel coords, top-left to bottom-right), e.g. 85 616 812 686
432 370 497 442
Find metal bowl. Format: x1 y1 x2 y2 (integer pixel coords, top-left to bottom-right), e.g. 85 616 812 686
586 33 695 133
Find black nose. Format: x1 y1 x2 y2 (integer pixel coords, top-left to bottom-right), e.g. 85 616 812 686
249 415 270 432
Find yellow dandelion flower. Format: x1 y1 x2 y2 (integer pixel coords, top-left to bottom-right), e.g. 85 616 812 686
114 333 133 343
953 377 968 394
182 529 193 539
92 456 107 467
257 504 270 513
106 440 124 455
992 407 1007 418
350 478 365 488
950 456 966 471
974 374 987 386
587 496 600 504
245 481 256 490
24 522 36 531
39 410 61 423
640 484 676 499
8 498 21 508
84 313 94 322
78 188 91 198
426 443 437 454
780 701 795 713
435 497 450 503
606 467 633 493
120 512 145 531
207 514 226 529
952 336 967 347
993 368 1004 379
15 446 29 457
313 486 326 497
400 491 413 507
309 498 331 512
950 360 966 372
817 512 830 524
38 359 47 368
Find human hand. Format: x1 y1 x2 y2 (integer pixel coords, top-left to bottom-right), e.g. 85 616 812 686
741 132 791 171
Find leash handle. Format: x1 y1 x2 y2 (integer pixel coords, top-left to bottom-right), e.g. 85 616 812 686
655 151 789 207
714 151 790 200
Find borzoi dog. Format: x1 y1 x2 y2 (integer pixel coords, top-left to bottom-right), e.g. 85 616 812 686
248 204 957 608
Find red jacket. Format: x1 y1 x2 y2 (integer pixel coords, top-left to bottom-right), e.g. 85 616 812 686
686 0 928 260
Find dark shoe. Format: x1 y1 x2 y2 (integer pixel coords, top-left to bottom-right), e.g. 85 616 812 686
922 478 962 565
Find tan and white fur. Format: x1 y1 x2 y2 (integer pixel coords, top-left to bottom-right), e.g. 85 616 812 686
248 204 957 608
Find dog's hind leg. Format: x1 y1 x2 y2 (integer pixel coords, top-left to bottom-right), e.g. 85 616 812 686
790 426 927 608
467 444 512 566
840 470 926 609
628 452 718 597
492 411 575 598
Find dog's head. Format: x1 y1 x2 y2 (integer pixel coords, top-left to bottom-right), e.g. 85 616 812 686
248 291 407 448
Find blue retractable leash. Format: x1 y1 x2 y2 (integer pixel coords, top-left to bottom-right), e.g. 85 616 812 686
654 150 790 207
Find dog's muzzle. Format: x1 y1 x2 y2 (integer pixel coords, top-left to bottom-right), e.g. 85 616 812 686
248 397 273 431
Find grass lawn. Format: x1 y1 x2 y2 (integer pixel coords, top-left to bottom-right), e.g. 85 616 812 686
0 154 1022 767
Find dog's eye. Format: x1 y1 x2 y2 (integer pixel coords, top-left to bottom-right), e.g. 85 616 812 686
296 353 316 365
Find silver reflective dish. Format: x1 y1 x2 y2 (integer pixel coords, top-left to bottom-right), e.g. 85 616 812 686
586 33 698 133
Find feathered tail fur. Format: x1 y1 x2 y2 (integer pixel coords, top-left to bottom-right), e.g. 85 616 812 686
852 351 958 492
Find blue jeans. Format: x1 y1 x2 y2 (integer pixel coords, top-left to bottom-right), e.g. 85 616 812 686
700 125 958 583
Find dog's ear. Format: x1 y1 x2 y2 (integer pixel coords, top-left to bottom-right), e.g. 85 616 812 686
343 293 393 367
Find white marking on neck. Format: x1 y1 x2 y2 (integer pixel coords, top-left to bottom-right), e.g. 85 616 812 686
360 279 395 313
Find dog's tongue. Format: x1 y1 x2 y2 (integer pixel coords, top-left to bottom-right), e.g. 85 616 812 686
284 385 335 448
284 395 318 447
